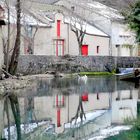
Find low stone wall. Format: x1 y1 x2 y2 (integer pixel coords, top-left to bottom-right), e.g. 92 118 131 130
17 55 140 75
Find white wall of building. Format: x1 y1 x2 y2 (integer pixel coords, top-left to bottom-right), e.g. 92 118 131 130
55 0 137 56
111 22 136 56
32 13 110 56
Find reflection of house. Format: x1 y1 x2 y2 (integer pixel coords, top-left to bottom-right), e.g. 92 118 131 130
0 88 138 135
111 90 138 123
18 93 110 133
16 89 138 134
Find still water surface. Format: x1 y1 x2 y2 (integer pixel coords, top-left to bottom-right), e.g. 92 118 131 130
0 76 139 140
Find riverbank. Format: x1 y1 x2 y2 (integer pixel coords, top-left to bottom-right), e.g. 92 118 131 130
0 73 78 95
0 71 115 95
0 74 54 95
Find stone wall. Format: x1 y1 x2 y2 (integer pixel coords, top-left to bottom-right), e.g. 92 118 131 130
17 55 140 75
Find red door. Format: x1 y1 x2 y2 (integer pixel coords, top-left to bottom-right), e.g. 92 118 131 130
81 45 88 56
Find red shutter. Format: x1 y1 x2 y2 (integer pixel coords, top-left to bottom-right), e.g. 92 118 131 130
81 45 88 56
57 20 61 37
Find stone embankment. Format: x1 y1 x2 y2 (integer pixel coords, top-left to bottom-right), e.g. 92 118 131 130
17 55 140 75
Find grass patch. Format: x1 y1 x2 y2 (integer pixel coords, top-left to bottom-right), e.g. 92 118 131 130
106 116 140 140
79 72 114 76
105 128 140 140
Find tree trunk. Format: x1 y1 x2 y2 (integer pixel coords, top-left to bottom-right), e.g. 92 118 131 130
79 43 82 55
6 6 10 72
8 0 21 75
5 99 11 140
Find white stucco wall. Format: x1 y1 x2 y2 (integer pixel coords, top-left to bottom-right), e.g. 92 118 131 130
111 22 136 56
52 13 110 56
84 35 110 56
34 27 52 55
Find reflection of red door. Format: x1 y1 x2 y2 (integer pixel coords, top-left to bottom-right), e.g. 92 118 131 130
81 45 88 56
81 92 88 101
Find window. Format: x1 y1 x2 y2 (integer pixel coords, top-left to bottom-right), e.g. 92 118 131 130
116 44 121 56
97 46 99 54
53 39 64 56
24 26 33 54
57 20 61 37
25 25 33 38
71 6 75 11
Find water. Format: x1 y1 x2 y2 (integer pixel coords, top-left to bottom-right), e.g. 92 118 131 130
0 76 139 140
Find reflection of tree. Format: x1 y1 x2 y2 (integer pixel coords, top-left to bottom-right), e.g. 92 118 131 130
9 94 21 140
3 93 21 140
4 97 10 140
26 97 34 123
70 96 86 125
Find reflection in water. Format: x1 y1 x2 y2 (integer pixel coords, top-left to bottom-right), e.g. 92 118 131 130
70 96 86 125
9 94 21 140
0 76 140 140
1 93 21 140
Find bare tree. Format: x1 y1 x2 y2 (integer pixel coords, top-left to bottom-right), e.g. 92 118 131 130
67 1 92 55
8 0 21 75
4 0 11 72
70 16 86 55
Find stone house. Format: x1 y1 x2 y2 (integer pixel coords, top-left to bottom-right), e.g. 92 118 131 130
0 2 51 56
0 2 110 57
55 0 137 56
1 0 134 58
33 12 110 56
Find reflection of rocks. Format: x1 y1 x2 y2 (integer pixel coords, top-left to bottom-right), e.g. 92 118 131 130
0 75 47 95
0 79 31 94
